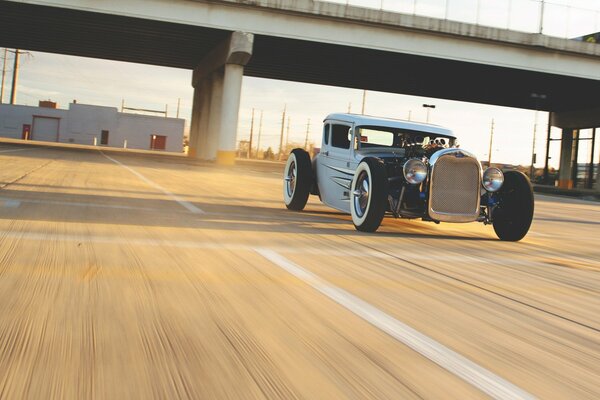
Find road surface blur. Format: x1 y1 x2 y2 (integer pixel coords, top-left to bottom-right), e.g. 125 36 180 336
0 142 599 399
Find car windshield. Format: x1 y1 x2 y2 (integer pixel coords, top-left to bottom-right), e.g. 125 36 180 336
356 126 455 149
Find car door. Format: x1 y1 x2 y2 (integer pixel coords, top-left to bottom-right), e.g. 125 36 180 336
317 121 354 212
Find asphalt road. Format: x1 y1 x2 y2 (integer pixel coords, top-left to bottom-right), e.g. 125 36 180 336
0 142 599 399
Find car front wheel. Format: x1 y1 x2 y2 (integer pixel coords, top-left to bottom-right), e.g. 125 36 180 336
350 158 388 232
492 170 534 241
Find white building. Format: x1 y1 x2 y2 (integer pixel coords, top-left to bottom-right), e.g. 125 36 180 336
0 102 184 152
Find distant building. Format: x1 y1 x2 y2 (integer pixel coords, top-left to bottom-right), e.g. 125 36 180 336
0 102 184 152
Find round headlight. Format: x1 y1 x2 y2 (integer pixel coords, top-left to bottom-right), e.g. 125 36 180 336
482 167 504 192
403 159 427 184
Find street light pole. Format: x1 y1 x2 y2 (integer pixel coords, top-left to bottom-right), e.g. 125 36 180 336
530 111 538 180
530 93 547 181
539 0 545 34
488 118 495 166
422 104 436 123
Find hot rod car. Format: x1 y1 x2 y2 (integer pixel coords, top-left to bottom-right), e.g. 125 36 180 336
283 113 534 241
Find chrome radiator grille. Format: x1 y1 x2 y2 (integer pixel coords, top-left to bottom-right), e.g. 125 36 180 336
428 153 481 222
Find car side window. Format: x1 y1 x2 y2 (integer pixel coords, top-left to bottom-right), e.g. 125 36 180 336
331 124 351 149
323 124 330 145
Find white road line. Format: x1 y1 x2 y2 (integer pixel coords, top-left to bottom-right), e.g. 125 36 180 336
0 231 249 249
101 152 205 214
528 231 553 238
0 200 21 208
0 229 597 268
0 196 166 212
0 148 34 153
256 248 535 400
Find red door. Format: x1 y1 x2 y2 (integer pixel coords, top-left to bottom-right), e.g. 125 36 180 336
150 135 167 150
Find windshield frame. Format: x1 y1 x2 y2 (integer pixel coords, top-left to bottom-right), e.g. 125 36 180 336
355 125 456 150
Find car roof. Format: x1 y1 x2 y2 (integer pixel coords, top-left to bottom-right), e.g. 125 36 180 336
324 113 456 138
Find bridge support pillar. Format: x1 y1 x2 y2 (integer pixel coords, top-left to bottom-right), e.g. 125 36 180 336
189 31 253 165
557 129 575 189
551 108 600 190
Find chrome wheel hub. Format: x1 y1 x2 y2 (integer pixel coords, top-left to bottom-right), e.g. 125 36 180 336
286 161 296 197
353 171 369 218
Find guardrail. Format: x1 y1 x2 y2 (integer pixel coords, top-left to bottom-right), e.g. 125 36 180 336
327 0 600 40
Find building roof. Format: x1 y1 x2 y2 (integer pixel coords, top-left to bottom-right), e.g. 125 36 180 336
324 113 455 138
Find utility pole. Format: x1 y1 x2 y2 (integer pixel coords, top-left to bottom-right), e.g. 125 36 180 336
487 118 495 166
407 110 412 121
248 108 255 159
257 110 263 159
176 98 181 118
304 118 310 150
278 104 287 160
285 116 291 151
0 48 7 104
361 90 367 115
10 49 20 104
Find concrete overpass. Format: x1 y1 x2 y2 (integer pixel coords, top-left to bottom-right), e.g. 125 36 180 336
1 0 599 176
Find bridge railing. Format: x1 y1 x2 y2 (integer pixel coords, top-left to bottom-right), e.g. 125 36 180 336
327 0 600 40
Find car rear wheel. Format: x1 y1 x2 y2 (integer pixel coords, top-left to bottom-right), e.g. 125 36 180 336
283 148 312 211
350 158 388 232
492 170 534 241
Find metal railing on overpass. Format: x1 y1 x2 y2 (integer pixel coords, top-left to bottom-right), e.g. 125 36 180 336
328 0 600 40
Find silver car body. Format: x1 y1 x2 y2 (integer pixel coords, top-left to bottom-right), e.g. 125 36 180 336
316 113 459 215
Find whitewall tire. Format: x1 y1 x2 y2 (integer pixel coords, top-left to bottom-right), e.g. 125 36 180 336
283 149 312 211
350 158 388 232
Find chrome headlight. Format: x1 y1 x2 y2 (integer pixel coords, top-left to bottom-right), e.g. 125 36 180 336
482 167 504 192
403 159 427 184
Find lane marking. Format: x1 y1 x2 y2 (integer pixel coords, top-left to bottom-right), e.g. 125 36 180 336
0 229 597 269
0 194 341 223
0 196 166 212
0 148 34 153
256 248 535 400
0 231 248 249
528 231 553 238
101 152 205 214
1 200 21 208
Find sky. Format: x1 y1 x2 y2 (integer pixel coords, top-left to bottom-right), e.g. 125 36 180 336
1 0 599 168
